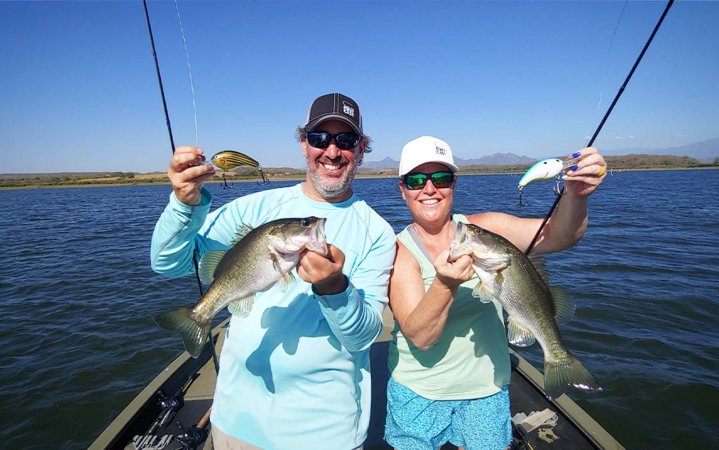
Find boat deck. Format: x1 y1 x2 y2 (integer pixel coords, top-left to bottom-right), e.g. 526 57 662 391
94 310 622 450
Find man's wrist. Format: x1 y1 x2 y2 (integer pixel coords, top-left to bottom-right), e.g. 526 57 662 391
313 274 349 296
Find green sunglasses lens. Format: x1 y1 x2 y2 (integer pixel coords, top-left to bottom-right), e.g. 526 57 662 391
404 171 454 190
405 174 427 189
431 172 454 188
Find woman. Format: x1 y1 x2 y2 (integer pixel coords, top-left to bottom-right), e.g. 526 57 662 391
385 136 606 450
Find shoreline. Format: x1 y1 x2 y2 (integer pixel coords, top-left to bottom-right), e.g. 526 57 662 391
1 166 717 190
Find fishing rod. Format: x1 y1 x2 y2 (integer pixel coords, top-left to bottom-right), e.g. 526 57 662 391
524 0 675 256
142 0 220 375
142 0 176 155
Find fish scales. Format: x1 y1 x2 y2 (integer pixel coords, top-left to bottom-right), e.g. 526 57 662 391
449 222 601 399
156 217 327 357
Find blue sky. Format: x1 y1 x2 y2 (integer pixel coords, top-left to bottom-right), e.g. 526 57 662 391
1 0 717 173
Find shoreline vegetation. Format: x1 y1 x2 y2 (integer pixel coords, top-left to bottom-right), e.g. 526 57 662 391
1 154 717 190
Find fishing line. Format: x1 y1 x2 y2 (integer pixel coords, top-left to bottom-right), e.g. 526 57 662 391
173 0 199 145
596 0 629 115
143 0 219 374
524 0 674 256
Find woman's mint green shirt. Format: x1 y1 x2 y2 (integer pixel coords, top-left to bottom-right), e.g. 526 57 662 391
388 214 511 400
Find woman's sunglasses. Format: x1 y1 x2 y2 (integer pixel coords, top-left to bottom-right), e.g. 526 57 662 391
402 171 455 190
306 131 361 150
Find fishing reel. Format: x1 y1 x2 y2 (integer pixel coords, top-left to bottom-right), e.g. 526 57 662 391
174 420 209 450
154 389 185 431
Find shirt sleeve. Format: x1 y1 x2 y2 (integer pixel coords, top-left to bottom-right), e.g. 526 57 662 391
150 188 213 278
315 224 396 352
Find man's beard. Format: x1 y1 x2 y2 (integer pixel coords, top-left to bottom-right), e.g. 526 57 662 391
306 157 358 200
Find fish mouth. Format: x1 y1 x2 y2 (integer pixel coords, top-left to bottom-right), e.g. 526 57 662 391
448 240 473 261
448 222 477 261
307 217 328 255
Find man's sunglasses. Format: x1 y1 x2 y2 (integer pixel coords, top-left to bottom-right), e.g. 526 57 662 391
402 171 455 190
306 131 361 150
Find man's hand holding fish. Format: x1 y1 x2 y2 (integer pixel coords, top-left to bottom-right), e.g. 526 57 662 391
297 243 349 295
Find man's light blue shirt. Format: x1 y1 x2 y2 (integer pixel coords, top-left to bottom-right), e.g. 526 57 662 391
151 183 396 450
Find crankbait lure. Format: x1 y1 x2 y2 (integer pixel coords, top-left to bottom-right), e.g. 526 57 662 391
517 156 580 206
210 150 269 188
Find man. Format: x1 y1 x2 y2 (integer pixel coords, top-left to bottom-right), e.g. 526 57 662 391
151 93 396 450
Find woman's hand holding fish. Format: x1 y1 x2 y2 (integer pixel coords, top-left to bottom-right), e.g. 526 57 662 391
298 244 348 295
562 147 607 198
168 146 216 205
434 249 475 289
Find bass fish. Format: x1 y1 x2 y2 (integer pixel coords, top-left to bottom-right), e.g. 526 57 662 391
448 222 601 399
156 217 328 358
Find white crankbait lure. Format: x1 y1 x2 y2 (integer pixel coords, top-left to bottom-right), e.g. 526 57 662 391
518 158 565 189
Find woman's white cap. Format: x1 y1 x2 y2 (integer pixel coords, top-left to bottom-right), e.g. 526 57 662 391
398 136 460 176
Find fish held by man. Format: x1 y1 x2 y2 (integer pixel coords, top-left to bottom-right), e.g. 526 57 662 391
155 217 328 358
448 222 601 399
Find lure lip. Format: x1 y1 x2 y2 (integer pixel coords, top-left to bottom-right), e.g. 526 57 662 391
518 158 565 189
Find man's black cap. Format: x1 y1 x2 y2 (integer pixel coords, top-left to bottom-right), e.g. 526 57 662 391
304 93 363 135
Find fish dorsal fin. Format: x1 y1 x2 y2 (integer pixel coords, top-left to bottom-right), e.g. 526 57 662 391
550 287 575 325
231 224 254 246
228 295 256 318
198 224 254 285
198 250 228 285
506 316 536 347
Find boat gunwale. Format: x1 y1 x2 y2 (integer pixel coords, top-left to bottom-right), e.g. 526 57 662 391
91 314 623 450
508 348 624 449
88 319 228 450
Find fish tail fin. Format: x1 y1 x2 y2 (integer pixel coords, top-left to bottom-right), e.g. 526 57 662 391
544 352 602 399
155 306 210 359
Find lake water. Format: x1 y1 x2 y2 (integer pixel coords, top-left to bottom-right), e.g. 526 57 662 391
1 170 718 449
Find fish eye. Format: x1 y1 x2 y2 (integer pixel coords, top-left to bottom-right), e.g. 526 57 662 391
301 218 311 227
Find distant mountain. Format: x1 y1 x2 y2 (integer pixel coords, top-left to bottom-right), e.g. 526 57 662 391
603 138 719 163
362 152 535 169
362 139 719 168
362 157 399 170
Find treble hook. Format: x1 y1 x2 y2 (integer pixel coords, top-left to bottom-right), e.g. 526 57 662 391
518 187 528 207
257 168 270 186
221 172 233 189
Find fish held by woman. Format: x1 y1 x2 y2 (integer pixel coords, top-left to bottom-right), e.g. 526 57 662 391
155 217 328 358
448 222 601 399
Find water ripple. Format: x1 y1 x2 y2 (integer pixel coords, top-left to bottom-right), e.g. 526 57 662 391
1 171 718 448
